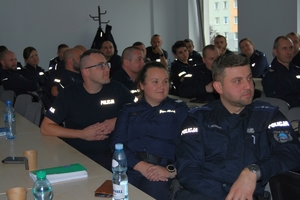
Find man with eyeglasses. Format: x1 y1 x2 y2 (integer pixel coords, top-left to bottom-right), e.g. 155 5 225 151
40 49 135 170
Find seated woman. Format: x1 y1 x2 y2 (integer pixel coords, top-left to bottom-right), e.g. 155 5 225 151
22 47 46 91
112 61 189 200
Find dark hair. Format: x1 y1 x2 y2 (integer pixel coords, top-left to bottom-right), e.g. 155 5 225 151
212 54 249 82
136 61 168 96
79 49 103 69
132 41 144 46
215 35 226 41
239 38 253 47
202 45 218 58
183 39 194 45
58 44 69 51
122 46 142 61
23 46 37 60
273 36 292 49
172 41 187 54
0 45 8 54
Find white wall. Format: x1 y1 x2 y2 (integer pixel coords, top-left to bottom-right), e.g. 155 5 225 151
238 0 298 62
1 0 189 69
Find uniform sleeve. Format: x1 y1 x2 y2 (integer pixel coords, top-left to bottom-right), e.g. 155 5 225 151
45 89 69 124
111 105 142 169
253 55 269 78
2 73 38 92
175 115 205 194
255 111 300 184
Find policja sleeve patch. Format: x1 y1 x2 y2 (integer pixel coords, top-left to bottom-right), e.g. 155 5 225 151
273 131 293 143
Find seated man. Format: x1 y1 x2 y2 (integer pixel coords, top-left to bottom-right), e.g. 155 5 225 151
111 46 145 96
132 41 151 63
184 39 203 67
0 50 39 96
239 38 269 78
40 49 135 170
286 32 300 66
146 34 168 67
169 41 192 95
214 35 234 55
262 36 300 108
179 45 220 102
100 40 122 78
48 44 69 72
175 54 300 199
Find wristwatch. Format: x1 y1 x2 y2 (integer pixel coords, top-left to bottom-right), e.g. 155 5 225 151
166 165 176 173
246 164 261 180
159 53 164 57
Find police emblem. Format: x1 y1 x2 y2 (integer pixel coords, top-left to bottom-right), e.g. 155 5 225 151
273 131 292 143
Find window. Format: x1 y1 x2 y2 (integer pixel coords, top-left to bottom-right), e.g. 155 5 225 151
234 16 238 24
223 1 227 9
215 17 220 25
234 32 238 40
224 32 228 39
215 2 219 10
224 16 228 24
234 0 238 8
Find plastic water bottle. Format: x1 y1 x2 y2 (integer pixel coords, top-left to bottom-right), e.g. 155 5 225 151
4 100 16 139
32 171 53 200
112 143 128 200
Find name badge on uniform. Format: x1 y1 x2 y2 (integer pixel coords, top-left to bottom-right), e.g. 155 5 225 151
100 99 115 105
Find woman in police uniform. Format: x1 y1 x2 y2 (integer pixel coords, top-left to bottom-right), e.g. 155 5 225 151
112 61 189 200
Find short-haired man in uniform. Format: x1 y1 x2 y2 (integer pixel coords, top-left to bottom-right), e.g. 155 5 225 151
184 39 203 67
262 36 300 108
48 44 69 72
132 41 151 63
178 45 220 102
100 40 122 78
111 46 145 97
214 35 234 55
40 49 135 170
175 54 300 199
286 32 300 66
169 41 192 95
1 50 38 96
146 34 168 67
239 38 269 78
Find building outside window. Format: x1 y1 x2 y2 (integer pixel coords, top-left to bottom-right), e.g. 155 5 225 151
223 1 227 9
215 17 220 25
234 16 238 24
224 16 228 24
234 0 238 8
215 2 219 10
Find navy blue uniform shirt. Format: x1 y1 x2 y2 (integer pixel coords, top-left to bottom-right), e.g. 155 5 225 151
240 50 269 78
262 58 300 108
111 68 139 96
176 100 300 199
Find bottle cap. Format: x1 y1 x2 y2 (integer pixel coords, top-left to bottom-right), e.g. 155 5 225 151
6 100 11 106
36 171 46 179
115 143 123 150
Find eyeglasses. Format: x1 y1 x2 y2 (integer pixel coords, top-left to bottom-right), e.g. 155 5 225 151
85 62 111 70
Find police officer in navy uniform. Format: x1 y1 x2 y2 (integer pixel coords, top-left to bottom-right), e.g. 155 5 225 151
169 41 193 96
112 62 189 200
111 46 145 97
48 44 69 72
146 34 168 67
184 39 203 67
175 54 300 200
262 36 300 108
287 32 300 66
214 35 235 55
40 49 135 171
1 50 38 96
239 38 269 78
100 41 122 78
179 45 220 103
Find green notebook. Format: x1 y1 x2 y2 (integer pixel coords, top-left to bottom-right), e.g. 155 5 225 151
29 163 88 184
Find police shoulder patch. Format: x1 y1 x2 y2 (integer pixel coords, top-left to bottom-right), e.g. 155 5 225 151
273 131 293 143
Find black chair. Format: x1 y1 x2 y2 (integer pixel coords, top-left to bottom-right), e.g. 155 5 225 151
269 171 300 200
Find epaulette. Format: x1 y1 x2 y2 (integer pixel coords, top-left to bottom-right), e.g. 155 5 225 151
252 101 277 113
189 105 211 114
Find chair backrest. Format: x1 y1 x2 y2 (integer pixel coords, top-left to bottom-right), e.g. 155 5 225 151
269 171 300 200
253 78 263 92
24 102 43 126
286 107 300 132
14 94 33 117
0 90 15 104
254 97 290 117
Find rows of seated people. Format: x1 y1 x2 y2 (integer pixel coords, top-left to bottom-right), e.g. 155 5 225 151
1 32 300 200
